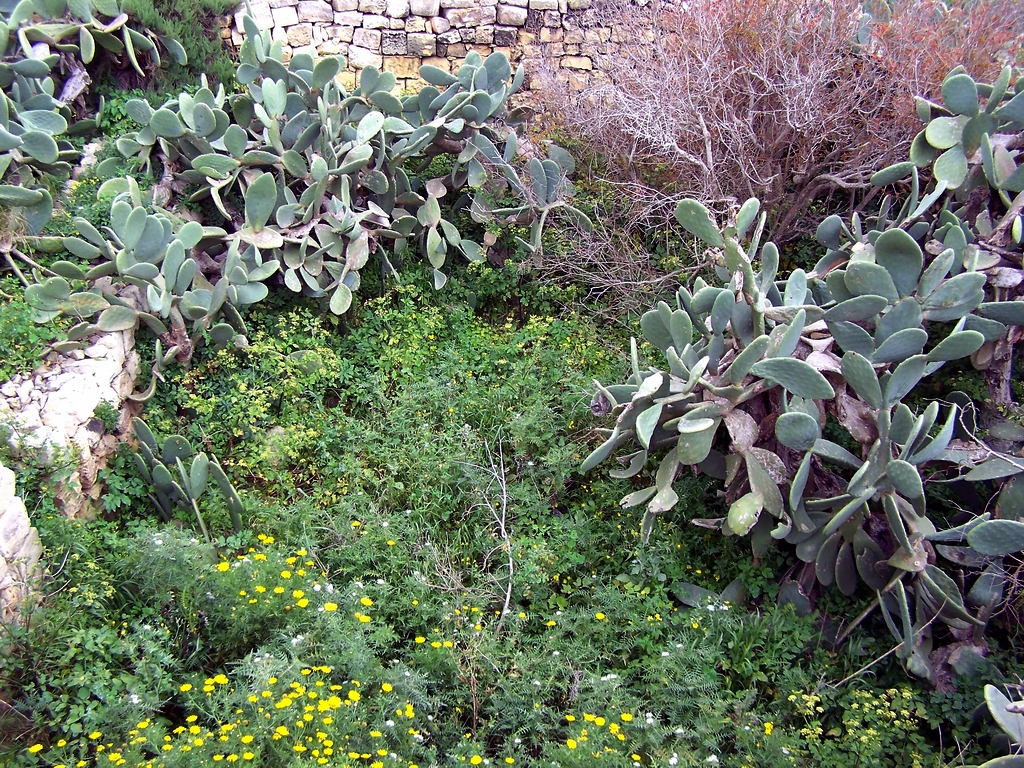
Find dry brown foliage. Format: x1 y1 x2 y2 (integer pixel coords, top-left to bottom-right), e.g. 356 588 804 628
539 0 1024 244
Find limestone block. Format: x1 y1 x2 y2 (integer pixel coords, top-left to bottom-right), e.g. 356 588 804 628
528 0 556 8
473 25 494 43
0 467 14 513
0 554 10 591
272 5 299 25
467 44 493 56
409 0 439 15
269 0 298 8
444 42 466 57
497 4 527 25
493 26 517 45
561 54 591 69
406 16 427 30
358 0 386 11
567 0 589 7
363 13 389 27
288 22 313 44
335 9 363 23
19 528 41 571
429 15 449 32
236 0 273 29
332 0 357 8
440 0 475 6
0 497 30 560
421 55 450 71
543 9 560 25
232 30 244 45
504 0 528 5
337 70 358 88
347 44 383 67
407 31 436 55
383 55 421 78
381 30 407 53
437 29 460 43
329 24 355 41
353 27 382 49
564 27 583 43
385 0 409 15
445 5 495 24
298 0 333 20
567 69 591 89
540 25 561 42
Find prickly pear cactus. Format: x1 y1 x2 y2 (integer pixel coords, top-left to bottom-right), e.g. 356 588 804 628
0 0 176 233
582 67 1024 684
112 8 588 314
131 417 244 539
25 176 273 398
909 66 1024 201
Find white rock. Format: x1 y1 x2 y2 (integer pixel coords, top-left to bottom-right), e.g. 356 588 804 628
272 4 299 24
347 44 383 67
297 0 333 21
0 496 30 560
0 465 15 511
410 0 439 15
16 404 43 431
497 4 527 24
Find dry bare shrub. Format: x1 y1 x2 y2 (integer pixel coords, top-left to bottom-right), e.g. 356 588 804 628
540 0 1024 244
868 0 1024 107
533 201 695 317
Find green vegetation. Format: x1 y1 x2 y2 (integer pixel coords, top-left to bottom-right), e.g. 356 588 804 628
582 67 1024 680
5 291 1012 768
3 4 1024 768
0 280 69 382
119 0 238 90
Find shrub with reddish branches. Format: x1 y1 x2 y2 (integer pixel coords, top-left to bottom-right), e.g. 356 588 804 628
540 0 1024 244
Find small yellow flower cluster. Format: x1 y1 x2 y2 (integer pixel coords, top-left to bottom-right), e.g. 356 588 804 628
28 666 428 767
556 709 636 760
205 540 343 619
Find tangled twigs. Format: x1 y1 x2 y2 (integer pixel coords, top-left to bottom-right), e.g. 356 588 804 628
459 440 515 638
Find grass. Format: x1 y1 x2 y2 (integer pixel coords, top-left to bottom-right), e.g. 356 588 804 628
0 276 1009 768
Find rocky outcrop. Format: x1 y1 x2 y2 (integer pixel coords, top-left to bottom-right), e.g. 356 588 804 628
0 460 40 625
1 329 139 519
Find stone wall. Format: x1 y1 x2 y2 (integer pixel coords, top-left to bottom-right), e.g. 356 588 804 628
225 0 636 94
0 459 40 625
